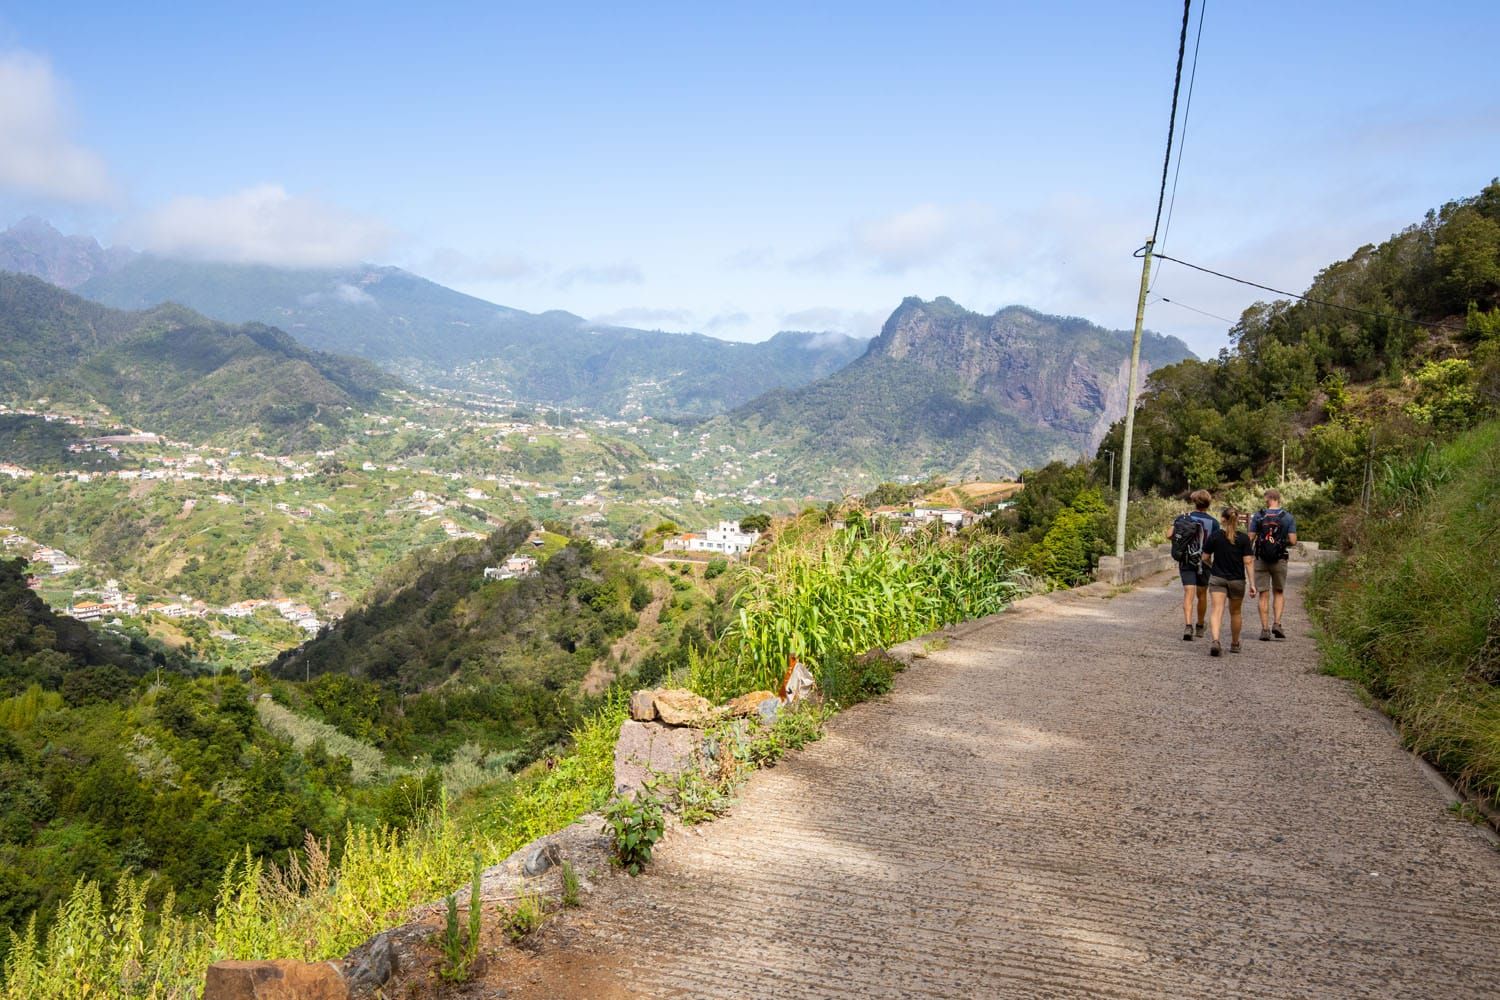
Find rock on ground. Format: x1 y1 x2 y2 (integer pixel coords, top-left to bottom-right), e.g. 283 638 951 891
203 960 347 1000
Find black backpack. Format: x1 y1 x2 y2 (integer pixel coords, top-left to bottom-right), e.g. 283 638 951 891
1254 508 1289 562
1171 513 1206 568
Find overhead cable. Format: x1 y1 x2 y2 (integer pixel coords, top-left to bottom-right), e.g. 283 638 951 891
1149 1 1194 246
1142 249 1448 331
1149 0 1208 294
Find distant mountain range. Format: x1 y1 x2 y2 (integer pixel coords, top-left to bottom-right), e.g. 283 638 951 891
0 272 391 451
712 297 1194 483
0 218 1196 482
0 219 866 419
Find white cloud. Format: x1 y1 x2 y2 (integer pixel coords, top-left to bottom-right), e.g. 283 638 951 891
703 311 750 332
556 262 645 288
0 50 113 203
124 184 391 267
794 203 990 275
590 305 693 329
299 282 378 308
424 246 542 282
780 306 885 338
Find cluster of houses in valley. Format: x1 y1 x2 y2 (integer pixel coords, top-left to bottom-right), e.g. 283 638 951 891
67 591 326 633
662 520 762 558
2 529 82 575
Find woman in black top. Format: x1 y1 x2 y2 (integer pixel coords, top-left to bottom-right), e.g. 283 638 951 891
1203 507 1256 656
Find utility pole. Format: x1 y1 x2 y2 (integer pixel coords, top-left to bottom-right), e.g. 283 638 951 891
1280 440 1286 483
1114 240 1153 561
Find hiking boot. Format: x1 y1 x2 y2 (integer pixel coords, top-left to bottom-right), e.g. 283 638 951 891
1272 623 1286 640
1183 626 1193 641
1230 642 1242 654
1259 628 1272 641
1210 641 1222 657
1194 623 1205 637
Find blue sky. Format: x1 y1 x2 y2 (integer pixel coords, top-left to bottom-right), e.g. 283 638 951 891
1 2 1496 357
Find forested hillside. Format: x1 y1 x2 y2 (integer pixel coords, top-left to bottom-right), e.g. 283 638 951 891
1097 180 1500 506
0 273 392 451
272 522 718 759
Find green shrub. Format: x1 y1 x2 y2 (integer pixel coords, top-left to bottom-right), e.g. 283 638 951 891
602 792 664 876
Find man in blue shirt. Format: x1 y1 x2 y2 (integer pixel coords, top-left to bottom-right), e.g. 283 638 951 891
1249 488 1298 640
1166 489 1220 641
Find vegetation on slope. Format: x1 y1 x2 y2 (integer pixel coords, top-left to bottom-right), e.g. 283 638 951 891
1310 421 1500 808
270 521 720 760
1097 181 1500 504
0 272 392 451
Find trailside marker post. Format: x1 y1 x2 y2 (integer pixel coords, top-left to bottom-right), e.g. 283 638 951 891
1114 240 1153 563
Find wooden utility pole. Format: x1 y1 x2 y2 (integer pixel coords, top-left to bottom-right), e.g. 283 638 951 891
1114 241 1153 560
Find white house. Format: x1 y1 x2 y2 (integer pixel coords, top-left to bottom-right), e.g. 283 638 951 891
484 555 539 581
911 506 977 534
686 521 760 558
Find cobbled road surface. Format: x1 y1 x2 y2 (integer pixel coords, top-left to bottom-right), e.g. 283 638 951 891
542 563 1500 998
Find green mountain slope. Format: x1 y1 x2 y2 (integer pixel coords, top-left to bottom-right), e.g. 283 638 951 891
0 272 392 450
713 298 1194 484
271 522 712 757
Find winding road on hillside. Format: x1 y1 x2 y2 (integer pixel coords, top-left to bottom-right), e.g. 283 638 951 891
507 564 1500 998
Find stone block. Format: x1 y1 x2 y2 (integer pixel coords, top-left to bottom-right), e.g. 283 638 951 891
203 960 347 1000
652 688 714 726
615 719 702 795
629 688 659 721
724 689 779 718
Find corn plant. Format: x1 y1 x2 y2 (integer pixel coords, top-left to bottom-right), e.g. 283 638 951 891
706 524 1014 700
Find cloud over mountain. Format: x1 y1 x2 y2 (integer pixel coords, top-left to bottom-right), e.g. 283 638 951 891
123 184 391 267
0 50 114 203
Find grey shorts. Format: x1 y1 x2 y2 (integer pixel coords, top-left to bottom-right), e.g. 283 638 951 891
1254 558 1288 593
1179 562 1209 587
1207 577 1246 600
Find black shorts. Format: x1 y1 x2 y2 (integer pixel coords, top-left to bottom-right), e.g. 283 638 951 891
1179 562 1209 587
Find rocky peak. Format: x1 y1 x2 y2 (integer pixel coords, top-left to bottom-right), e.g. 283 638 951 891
0 217 134 289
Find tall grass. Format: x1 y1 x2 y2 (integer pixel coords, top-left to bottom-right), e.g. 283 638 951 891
693 523 1014 701
0 696 627 999
1309 418 1500 806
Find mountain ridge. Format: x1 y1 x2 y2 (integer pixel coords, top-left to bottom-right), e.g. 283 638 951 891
710 297 1194 486
0 272 393 450
0 219 867 418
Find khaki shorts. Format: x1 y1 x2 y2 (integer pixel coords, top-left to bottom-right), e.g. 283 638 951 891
1254 558 1288 593
1207 577 1246 600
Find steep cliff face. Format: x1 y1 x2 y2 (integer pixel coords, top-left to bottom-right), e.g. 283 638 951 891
868 297 1184 438
721 297 1193 485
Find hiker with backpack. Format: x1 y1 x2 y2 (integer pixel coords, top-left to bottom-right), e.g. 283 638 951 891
1249 488 1298 641
1167 490 1220 641
1202 507 1256 656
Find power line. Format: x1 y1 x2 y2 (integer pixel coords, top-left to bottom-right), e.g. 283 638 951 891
1160 297 1238 326
1149 0 1208 295
1146 250 1449 331
1149 1 1194 246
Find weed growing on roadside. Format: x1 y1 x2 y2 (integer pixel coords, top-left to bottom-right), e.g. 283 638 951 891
668 767 736 824
748 703 826 767
438 855 484 982
502 886 545 942
560 862 581 908
603 792 665 875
